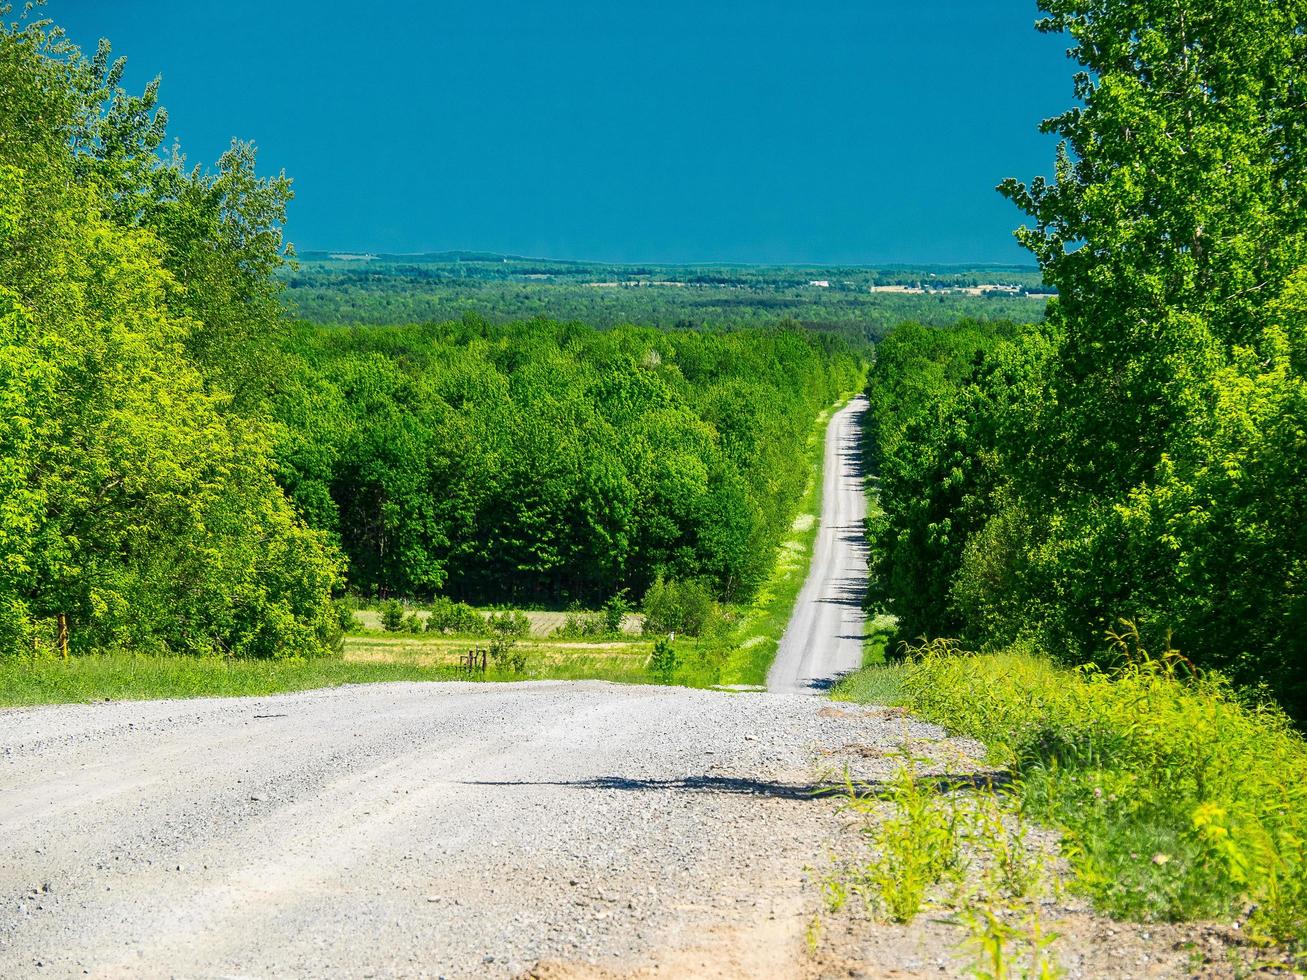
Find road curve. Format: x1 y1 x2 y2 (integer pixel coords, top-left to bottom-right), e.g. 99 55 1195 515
767 395 869 694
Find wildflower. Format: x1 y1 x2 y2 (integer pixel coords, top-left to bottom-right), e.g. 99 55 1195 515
1151 853 1170 866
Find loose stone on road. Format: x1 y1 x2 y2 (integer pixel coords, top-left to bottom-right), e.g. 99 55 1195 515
0 682 944 978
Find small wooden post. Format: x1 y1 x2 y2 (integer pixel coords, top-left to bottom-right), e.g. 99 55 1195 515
56 614 69 660
480 650 487 672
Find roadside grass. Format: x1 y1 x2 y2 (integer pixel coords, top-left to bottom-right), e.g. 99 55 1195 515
0 652 461 706
820 759 1062 976
861 612 896 668
831 634 1307 952
718 395 852 686
830 661 906 706
0 633 709 707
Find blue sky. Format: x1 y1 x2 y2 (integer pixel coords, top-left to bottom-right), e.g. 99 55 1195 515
48 1 1071 264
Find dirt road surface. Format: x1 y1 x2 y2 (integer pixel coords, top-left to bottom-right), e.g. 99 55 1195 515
0 395 1216 978
0 683 949 978
768 395 869 695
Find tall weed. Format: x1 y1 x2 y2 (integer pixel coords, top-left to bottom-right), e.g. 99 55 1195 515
879 631 1307 944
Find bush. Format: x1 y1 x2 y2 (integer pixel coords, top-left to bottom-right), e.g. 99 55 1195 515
649 636 679 683
425 597 484 635
379 600 405 632
402 613 424 634
487 610 531 638
332 598 361 635
552 613 606 639
489 635 528 674
603 590 631 634
641 576 719 637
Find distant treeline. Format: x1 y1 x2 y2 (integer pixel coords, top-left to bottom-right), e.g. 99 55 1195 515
282 258 1049 340
274 320 864 605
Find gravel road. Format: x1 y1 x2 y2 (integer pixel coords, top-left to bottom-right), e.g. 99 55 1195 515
0 683 952 978
0 395 902 978
768 395 869 695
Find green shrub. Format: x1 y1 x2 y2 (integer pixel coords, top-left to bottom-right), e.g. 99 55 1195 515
649 636 679 682
333 597 362 634
603 590 631 634
379 600 405 632
641 576 719 637
402 613 424 634
489 636 527 674
552 613 606 639
487 610 530 638
425 597 484 635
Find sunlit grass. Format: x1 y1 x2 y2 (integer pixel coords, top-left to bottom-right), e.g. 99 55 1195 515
0 652 461 706
0 634 673 708
344 633 659 685
834 636 1307 948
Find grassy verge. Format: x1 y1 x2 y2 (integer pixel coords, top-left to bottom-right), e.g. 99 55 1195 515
717 394 852 686
0 633 689 707
0 652 463 706
832 637 1307 950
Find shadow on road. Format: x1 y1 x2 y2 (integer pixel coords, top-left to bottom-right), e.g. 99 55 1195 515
461 770 1010 801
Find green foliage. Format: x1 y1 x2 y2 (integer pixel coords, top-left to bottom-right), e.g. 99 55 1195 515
0 14 341 661
864 320 1053 641
378 600 405 632
866 0 1307 722
488 634 528 674
640 576 720 638
847 765 963 923
487 610 531 638
275 319 863 607
424 597 484 635
602 590 631 635
332 598 361 635
551 613 608 639
649 636 679 683
856 639 1307 944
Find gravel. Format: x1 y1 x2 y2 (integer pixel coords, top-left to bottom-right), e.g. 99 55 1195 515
768 395 869 694
0 681 953 978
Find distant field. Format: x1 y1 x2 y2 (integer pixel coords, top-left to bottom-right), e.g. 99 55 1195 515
344 634 656 684
352 608 644 636
282 252 1050 339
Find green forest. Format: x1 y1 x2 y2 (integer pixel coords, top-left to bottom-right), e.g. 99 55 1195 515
275 320 860 605
0 13 861 662
864 1 1307 724
283 252 1049 340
